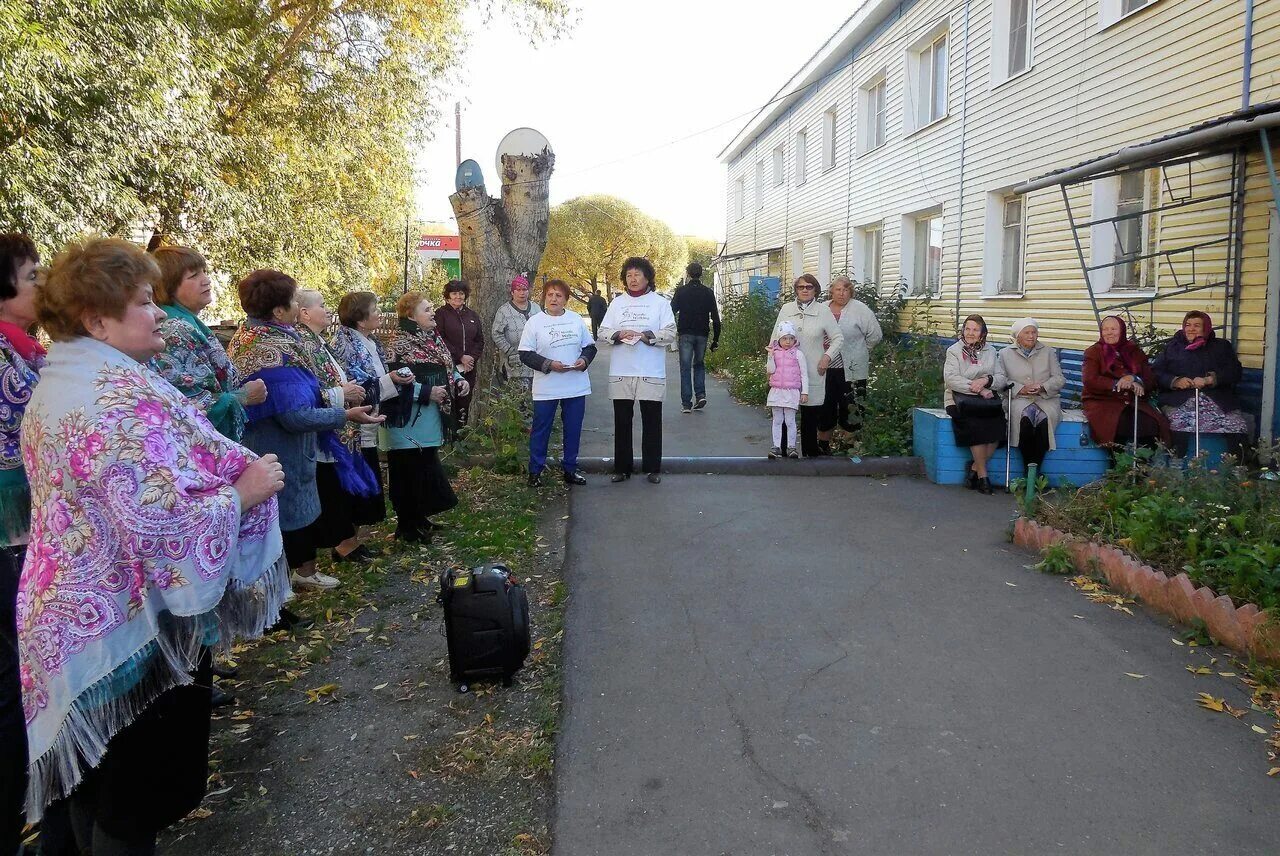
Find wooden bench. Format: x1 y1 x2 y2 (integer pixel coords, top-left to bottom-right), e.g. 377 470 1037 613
913 407 1110 487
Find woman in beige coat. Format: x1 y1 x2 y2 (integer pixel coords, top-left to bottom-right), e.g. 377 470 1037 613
996 318 1065 479
770 273 843 457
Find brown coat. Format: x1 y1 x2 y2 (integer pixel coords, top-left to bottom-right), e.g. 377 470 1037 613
1081 342 1171 447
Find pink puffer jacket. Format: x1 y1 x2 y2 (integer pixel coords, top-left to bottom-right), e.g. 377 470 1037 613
769 345 804 390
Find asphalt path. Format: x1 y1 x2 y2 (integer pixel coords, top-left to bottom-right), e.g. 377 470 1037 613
579 346 772 459
553 475 1278 855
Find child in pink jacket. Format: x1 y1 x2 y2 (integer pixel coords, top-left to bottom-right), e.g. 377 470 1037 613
765 321 809 459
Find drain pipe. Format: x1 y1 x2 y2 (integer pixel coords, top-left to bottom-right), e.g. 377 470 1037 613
1244 0 1256 109
952 0 973 333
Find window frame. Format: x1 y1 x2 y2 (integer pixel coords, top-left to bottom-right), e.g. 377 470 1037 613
853 223 883 286
790 239 806 282
905 23 951 134
1088 169 1158 295
999 196 1026 295
755 160 765 210
1099 0 1164 28
772 145 785 186
857 73 888 155
733 176 745 221
818 232 834 285
795 128 808 185
822 107 837 171
903 210 944 298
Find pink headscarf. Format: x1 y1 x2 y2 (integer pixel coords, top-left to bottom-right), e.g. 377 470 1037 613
1097 315 1136 376
510 274 530 292
1181 310 1214 351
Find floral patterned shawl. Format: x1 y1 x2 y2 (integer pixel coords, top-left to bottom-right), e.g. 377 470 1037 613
0 331 43 543
18 337 290 817
150 303 247 442
383 318 459 436
329 324 387 404
226 319 377 497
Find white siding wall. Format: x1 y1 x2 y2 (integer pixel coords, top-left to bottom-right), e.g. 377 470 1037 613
721 0 1280 368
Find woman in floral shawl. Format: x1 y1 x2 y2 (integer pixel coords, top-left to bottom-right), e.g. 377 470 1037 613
18 238 289 850
0 233 41 853
147 245 267 442
380 292 465 543
328 292 413 543
226 271 383 592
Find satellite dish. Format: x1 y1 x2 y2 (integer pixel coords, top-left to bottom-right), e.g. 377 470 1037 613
495 127 552 175
455 159 484 192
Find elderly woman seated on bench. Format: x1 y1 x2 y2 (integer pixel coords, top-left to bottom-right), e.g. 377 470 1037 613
1152 310 1249 459
1081 315 1170 460
997 318 1065 481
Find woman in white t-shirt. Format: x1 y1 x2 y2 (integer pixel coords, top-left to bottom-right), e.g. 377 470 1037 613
597 257 677 484
517 279 597 487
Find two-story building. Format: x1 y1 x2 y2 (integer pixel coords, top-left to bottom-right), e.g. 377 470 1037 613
718 0 1280 443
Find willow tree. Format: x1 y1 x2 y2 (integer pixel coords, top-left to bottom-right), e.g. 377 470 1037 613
449 148 555 421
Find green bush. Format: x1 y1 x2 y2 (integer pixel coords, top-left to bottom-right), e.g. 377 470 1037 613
1037 453 1280 610
453 381 534 474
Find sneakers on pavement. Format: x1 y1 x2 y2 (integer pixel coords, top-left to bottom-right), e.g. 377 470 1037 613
693 397 707 411
787 449 800 459
681 405 692 414
768 446 781 459
291 571 340 590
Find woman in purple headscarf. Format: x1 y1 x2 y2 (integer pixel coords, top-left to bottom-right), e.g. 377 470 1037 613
1152 310 1249 457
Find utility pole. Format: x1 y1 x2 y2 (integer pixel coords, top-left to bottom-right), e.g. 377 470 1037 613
455 101 462 167
403 216 410 294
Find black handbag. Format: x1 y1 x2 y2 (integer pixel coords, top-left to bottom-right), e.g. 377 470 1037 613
953 391 1004 418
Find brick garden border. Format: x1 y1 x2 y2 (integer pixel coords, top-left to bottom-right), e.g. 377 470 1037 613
1013 518 1280 665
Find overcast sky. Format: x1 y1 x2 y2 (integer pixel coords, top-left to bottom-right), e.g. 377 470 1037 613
412 0 855 241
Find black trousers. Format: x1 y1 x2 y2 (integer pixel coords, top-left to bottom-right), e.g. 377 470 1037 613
1 546 26 856
613 399 662 474
1019 417 1052 471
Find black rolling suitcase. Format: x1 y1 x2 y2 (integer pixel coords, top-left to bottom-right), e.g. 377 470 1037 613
437 564 531 691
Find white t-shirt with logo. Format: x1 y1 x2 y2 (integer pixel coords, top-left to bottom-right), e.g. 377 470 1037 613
601 291 675 379
517 310 595 401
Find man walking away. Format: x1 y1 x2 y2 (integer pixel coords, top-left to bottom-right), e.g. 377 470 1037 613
587 287 608 338
670 262 721 413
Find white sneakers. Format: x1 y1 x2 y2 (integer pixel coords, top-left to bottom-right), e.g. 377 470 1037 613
291 571 340 590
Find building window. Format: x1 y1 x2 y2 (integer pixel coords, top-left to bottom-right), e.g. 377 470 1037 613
1089 169 1155 293
983 192 1026 295
853 223 883 285
904 212 943 297
822 108 837 171
733 176 745 221
906 27 949 132
755 161 765 210
992 0 1033 83
858 75 887 154
1114 170 1149 289
790 239 806 281
772 146 784 185
795 129 808 185
1000 197 1025 294
818 233 833 285
1099 0 1162 26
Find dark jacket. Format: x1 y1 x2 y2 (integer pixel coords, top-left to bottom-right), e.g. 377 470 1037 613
669 279 722 342
1152 332 1243 411
1081 341 1170 447
587 293 608 329
434 304 485 366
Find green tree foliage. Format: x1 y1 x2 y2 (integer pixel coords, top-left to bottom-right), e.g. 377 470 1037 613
0 0 569 305
537 195 688 305
683 236 718 277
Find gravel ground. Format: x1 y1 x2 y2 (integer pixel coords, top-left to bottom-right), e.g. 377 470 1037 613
157 474 567 856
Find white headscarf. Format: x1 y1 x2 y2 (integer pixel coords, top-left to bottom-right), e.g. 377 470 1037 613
1011 318 1039 340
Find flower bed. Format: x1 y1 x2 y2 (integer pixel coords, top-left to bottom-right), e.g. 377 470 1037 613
1014 518 1280 664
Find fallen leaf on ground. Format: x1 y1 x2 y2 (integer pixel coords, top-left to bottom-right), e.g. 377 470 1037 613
1171 638 1186 646
373 683 388 691
1186 665 1212 676
305 683 339 703
1253 725 1269 734
1125 673 1146 679
1219 672 1237 677
1197 693 1226 712
1269 768 1280 777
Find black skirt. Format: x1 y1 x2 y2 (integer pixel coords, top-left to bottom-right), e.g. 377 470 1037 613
312 461 357 549
387 447 458 523
351 447 387 526
947 404 1006 447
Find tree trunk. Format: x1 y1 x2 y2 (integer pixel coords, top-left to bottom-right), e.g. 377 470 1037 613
449 147 555 424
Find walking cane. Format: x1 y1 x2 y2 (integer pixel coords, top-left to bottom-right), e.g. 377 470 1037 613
1005 383 1015 492
1194 387 1201 458
1130 387 1140 469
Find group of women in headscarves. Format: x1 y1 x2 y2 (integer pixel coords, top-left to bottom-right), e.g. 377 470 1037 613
946 309 1249 492
0 233 471 855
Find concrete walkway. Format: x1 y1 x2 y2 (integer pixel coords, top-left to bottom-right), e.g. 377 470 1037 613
580 347 772 459
554 475 1277 855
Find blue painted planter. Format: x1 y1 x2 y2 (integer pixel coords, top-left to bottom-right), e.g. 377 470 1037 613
913 407 1110 487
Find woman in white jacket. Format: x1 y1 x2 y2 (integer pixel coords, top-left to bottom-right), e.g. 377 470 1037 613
770 273 843 457
817 276 882 452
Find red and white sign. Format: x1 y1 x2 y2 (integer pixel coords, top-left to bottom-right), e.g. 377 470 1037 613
417 234 461 253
